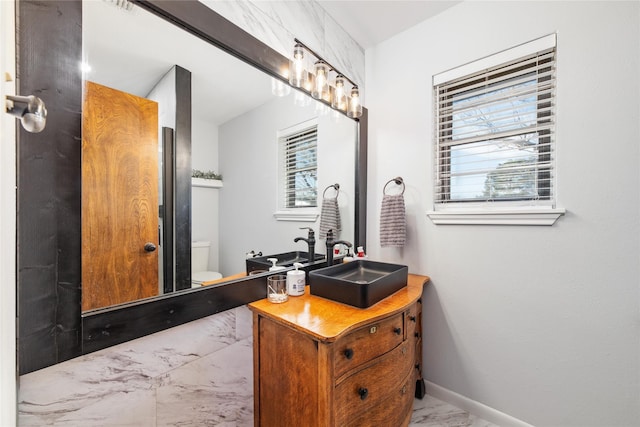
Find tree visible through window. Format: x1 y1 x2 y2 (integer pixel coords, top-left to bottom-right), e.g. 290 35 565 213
434 40 556 207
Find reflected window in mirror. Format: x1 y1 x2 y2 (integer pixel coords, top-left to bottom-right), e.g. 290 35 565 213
279 120 318 209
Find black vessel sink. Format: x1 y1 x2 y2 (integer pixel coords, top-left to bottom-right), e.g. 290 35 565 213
246 251 325 273
308 260 408 308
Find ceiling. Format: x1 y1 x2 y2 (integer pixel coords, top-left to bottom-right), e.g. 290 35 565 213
317 0 461 50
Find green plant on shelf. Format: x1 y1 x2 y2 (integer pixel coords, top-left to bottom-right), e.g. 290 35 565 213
192 169 222 181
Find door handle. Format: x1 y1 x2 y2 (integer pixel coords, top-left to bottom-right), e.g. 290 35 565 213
144 242 157 252
5 94 47 133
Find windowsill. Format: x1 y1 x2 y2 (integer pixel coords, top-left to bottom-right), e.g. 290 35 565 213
426 208 566 226
273 210 319 222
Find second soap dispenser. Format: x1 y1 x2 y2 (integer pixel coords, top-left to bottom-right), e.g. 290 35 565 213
286 262 305 296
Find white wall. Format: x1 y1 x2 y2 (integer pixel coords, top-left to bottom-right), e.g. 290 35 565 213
218 93 356 275
0 1 17 424
191 117 220 272
365 1 640 426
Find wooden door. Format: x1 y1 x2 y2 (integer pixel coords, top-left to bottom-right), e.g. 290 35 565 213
82 81 159 311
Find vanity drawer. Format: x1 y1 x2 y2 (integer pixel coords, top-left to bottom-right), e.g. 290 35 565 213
334 340 414 425
333 313 404 379
341 369 415 427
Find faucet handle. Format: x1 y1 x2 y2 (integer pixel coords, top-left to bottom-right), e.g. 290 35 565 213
300 226 315 237
326 229 334 241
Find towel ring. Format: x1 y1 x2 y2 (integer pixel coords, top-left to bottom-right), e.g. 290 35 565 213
323 183 340 199
383 177 405 195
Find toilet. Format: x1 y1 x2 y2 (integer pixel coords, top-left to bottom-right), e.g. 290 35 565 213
191 241 222 287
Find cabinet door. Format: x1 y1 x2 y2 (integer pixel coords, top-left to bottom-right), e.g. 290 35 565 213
256 317 322 426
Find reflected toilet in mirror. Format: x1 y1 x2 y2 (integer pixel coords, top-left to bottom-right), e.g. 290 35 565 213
191 241 222 288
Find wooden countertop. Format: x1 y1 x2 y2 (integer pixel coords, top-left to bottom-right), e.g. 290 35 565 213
248 273 429 343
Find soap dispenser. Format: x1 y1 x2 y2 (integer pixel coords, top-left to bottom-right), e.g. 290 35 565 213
287 262 305 296
268 258 286 272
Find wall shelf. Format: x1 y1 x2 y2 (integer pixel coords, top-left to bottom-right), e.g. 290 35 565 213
192 178 223 188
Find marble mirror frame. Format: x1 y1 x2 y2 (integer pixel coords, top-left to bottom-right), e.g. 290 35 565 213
16 0 367 374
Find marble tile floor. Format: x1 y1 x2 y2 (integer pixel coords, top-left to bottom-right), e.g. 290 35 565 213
17 305 498 427
410 395 500 427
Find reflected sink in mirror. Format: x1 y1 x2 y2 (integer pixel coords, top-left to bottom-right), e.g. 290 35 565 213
308 260 409 308
246 251 326 274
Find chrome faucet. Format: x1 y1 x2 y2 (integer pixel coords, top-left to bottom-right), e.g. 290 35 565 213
325 229 352 266
294 227 316 264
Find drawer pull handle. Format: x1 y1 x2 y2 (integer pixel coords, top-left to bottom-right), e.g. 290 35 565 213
414 332 420 338
409 315 416 322
393 327 402 335
401 385 407 395
358 387 369 400
343 348 354 360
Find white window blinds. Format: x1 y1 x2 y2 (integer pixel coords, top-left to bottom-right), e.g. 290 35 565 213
434 36 556 207
280 125 318 208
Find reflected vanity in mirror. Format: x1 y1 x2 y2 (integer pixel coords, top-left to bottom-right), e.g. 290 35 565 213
16 0 367 373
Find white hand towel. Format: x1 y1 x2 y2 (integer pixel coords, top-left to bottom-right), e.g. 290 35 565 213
380 194 406 247
319 197 341 238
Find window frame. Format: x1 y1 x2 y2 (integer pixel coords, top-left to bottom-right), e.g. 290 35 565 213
427 34 565 225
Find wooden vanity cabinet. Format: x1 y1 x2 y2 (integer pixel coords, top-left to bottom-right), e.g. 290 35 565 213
249 274 428 427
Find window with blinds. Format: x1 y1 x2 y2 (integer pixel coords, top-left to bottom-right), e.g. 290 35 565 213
434 36 556 208
280 124 318 208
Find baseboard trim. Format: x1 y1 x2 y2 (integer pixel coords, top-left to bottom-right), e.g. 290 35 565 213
425 380 535 427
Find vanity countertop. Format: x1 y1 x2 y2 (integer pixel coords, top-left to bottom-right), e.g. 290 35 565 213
248 273 429 343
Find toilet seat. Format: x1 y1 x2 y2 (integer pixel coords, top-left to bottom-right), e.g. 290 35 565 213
192 271 223 287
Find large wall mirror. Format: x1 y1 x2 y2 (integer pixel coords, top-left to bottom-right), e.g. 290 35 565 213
81 0 359 312
17 0 366 374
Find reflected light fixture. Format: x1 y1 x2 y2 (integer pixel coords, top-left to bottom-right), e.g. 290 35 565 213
289 39 362 118
271 78 291 97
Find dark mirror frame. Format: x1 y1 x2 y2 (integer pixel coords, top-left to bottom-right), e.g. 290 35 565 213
16 0 367 375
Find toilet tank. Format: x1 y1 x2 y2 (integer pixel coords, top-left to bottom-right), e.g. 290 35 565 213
191 241 210 273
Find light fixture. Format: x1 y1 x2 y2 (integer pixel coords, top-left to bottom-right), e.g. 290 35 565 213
331 75 347 111
347 86 362 119
289 43 307 88
5 94 47 133
289 39 363 119
312 60 330 101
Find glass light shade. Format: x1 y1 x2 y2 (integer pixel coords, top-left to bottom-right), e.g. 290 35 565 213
311 60 330 100
347 86 363 118
288 44 307 88
294 90 312 107
331 75 347 111
271 78 291 97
